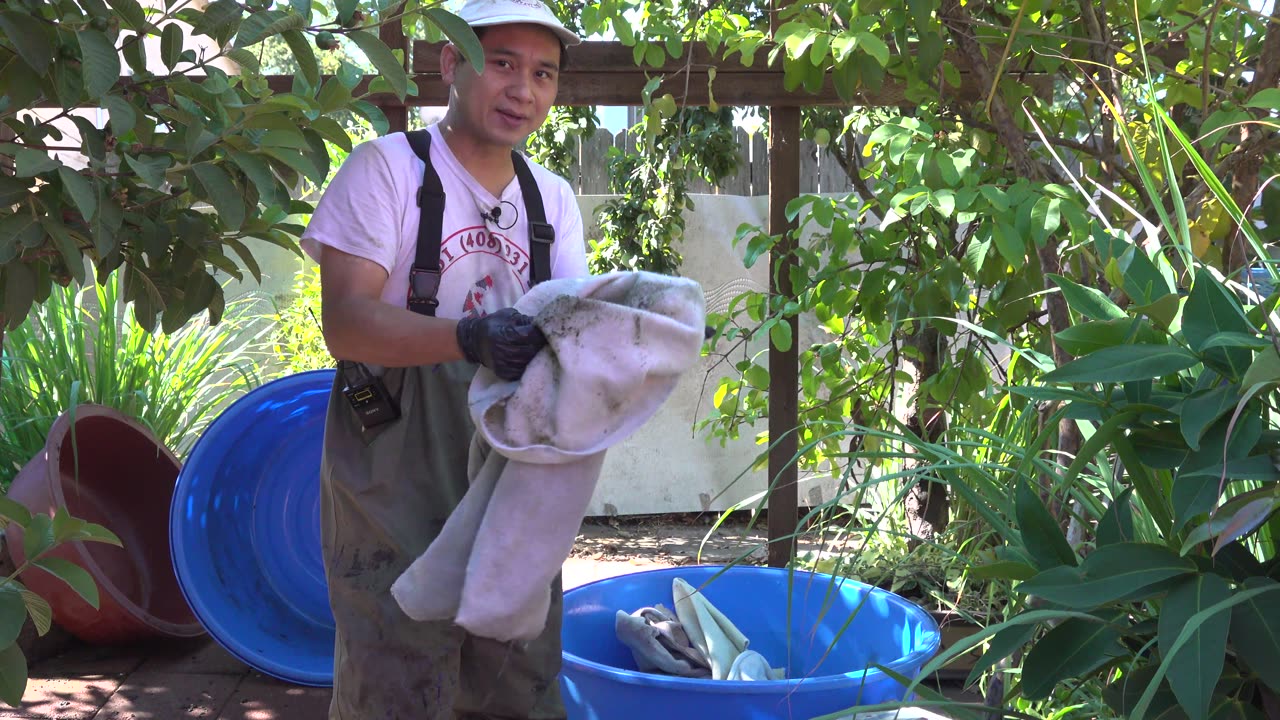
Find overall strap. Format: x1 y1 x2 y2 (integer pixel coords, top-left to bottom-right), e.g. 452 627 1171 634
405 129 444 316
511 150 554 286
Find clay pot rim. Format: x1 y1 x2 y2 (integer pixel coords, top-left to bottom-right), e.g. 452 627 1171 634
32 404 204 638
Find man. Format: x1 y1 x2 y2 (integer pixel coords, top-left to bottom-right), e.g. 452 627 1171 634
299 0 586 716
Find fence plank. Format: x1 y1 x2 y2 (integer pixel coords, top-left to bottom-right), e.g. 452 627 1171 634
580 128 614 194
819 147 849 194
717 127 752 196
800 139 819 194
751 131 768 196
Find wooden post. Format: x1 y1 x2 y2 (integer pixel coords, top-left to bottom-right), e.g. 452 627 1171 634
379 4 410 133
766 2 801 569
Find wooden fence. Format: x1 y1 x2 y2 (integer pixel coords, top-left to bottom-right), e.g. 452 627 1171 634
561 126 857 196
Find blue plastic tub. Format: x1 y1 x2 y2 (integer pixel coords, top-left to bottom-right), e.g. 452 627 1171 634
170 370 336 687
560 565 940 720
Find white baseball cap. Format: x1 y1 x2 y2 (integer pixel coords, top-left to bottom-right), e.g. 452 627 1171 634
455 0 582 47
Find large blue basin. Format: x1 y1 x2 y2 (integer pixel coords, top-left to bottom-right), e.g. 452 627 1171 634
169 369 336 687
560 565 940 720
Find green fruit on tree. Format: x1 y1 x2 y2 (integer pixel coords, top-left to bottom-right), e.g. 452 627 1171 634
315 31 340 51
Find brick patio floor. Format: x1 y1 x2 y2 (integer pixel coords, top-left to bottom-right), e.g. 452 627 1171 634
1 559 668 720
5 558 963 719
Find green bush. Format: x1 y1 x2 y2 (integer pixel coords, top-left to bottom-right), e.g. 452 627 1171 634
268 264 333 374
0 271 264 488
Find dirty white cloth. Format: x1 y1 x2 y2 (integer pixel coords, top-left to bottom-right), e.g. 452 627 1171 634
615 604 712 678
390 271 707 641
671 578 785 681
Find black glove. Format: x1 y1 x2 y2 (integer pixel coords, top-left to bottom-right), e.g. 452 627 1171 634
455 308 547 381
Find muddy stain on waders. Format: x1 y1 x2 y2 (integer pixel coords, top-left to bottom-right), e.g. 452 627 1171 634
320 360 564 720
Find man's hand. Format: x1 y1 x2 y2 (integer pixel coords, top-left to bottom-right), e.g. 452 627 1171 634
456 308 548 381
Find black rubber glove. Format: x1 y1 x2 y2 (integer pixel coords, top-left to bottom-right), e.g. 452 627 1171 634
455 308 548 381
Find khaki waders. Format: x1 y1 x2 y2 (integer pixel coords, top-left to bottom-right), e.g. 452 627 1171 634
319 361 565 720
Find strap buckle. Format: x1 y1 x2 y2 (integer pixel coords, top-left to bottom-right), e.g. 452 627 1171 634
530 221 555 245
407 267 441 315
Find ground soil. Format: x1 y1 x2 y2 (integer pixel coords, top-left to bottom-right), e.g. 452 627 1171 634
570 511 843 566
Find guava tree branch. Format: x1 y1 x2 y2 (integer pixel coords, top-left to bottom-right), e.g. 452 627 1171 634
1224 0 1280 272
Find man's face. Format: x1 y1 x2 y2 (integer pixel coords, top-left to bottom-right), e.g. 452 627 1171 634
442 23 562 149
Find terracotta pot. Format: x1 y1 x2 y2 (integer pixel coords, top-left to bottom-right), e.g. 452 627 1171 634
5 405 205 644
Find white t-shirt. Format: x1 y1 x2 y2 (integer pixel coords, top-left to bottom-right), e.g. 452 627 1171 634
301 124 588 320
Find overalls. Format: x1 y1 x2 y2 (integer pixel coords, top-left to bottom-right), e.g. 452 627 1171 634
319 360 565 719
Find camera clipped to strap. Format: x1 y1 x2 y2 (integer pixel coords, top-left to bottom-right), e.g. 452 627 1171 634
339 360 399 430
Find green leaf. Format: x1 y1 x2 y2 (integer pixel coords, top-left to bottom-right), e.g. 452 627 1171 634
262 146 323 186
346 30 408 100
69 522 121 547
1229 577 1280 693
160 22 183 69
1017 543 1197 608
1030 196 1062 246
0 11 53 74
224 47 260 73
1049 273 1126 321
32 557 99 610
1042 344 1199 384
76 29 122 97
0 642 28 708
2 263 37 328
1199 332 1268 351
1244 87 1280 111
103 94 136 136
41 218 86 285
1181 386 1243 451
1054 319 1160 357
351 100 388 136
1160 574 1232 720
14 149 59 178
1016 480 1077 569
1097 488 1135 547
0 176 32 207
425 7 484 75
0 589 25 650
317 77 354 112
192 163 245 231
56 167 97 221
235 9 305 47
966 623 1035 688
230 151 285 210
282 29 319 88
20 515 54 565
1241 346 1280 389
770 320 793 352
0 498 31 527
1183 268 1255 377
309 116 352 152
1023 612 1123 700
124 155 170 190
855 32 889 66
992 221 1024 269
121 30 147 74
20 589 50 637
106 0 149 32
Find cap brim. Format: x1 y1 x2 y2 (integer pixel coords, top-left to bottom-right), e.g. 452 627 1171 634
468 13 583 46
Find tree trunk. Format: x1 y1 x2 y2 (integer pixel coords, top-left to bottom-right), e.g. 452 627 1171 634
905 325 950 541
1226 0 1280 273
940 0 1080 516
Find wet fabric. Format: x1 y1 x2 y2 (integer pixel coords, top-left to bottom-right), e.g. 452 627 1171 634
615 577 785 682
614 605 712 678
320 361 564 720
391 271 707 642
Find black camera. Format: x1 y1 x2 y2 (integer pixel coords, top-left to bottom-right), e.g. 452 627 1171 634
339 361 400 430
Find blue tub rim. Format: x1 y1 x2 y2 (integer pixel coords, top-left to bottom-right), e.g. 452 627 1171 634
560 564 942 695
169 368 337 688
